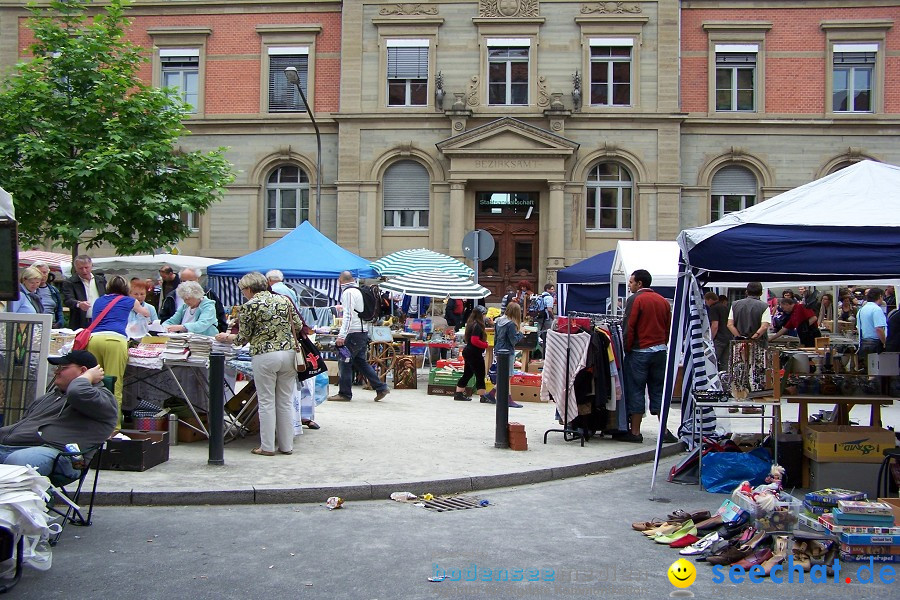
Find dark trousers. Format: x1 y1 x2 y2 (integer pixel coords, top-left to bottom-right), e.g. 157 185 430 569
858 339 884 373
457 344 486 391
338 332 387 398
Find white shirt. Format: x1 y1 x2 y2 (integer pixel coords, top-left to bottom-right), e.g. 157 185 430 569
82 276 100 318
338 285 365 338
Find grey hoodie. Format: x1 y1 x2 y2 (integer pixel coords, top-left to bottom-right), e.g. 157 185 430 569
494 316 524 355
0 377 118 451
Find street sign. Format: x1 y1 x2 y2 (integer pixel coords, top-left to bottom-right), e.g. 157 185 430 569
462 229 495 262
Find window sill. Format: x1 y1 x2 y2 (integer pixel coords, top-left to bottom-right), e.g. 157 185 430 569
383 228 429 236
586 229 634 238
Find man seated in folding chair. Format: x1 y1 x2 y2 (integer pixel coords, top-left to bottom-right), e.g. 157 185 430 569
0 349 117 482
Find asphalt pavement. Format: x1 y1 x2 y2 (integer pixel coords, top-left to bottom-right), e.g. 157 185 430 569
18 455 899 600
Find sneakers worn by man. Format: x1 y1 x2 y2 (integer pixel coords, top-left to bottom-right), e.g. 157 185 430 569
618 432 643 443
374 388 390 402
663 429 679 444
327 393 351 402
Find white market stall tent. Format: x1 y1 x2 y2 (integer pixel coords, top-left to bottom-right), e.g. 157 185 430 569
610 240 680 314
652 160 900 488
90 254 225 281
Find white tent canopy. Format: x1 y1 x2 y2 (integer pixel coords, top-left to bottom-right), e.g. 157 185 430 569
0 186 12 219
610 240 680 314
88 254 225 280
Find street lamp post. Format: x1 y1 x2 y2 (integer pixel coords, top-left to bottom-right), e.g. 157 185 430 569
284 66 322 231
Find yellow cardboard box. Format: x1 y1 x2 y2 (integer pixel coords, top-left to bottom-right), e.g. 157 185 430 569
802 424 895 463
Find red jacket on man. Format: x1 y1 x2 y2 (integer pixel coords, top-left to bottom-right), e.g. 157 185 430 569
624 289 671 351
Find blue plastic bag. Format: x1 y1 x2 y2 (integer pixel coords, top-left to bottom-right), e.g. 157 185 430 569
314 372 329 406
700 448 772 493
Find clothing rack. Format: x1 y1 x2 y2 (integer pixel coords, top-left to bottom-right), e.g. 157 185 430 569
543 311 624 446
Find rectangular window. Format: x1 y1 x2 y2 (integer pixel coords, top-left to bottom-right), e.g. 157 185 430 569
711 195 755 222
833 44 876 113
589 39 632 106
715 45 757 112
160 49 199 113
487 39 529 106
267 188 310 229
586 186 632 230
268 47 309 113
387 40 428 107
182 211 199 231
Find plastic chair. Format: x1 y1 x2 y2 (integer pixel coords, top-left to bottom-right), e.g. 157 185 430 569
45 375 115 546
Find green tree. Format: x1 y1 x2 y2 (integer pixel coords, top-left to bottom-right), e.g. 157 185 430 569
0 0 233 258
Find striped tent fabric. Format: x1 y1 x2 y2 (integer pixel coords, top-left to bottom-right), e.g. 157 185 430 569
370 248 474 278
18 250 72 273
378 271 489 299
210 276 341 311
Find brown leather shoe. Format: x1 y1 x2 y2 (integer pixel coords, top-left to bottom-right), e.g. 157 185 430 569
706 544 752 566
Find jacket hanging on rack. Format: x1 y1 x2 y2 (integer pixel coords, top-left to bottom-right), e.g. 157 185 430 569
541 329 591 422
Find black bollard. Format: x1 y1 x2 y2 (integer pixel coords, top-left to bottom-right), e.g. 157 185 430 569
494 352 510 448
208 352 225 466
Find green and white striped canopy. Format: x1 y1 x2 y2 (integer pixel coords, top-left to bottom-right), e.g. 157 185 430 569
378 271 489 299
370 248 474 278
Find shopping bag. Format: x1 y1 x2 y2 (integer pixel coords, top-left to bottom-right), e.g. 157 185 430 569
297 336 328 382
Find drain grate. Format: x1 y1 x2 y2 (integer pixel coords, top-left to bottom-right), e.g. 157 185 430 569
419 495 487 512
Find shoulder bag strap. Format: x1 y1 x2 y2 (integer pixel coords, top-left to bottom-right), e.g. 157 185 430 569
82 295 125 336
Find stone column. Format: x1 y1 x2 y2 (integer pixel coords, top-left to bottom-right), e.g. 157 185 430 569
448 181 466 259
547 181 565 273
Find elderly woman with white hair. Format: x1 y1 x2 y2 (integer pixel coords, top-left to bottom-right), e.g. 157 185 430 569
7 266 43 314
162 281 219 337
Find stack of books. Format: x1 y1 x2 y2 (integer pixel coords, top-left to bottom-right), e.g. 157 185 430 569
803 488 867 515
187 336 213 365
161 334 191 363
824 501 900 563
212 339 238 360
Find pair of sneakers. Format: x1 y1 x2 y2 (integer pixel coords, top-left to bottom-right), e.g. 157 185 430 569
479 390 522 408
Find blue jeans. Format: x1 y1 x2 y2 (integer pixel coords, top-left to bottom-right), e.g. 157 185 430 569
624 350 667 417
0 444 81 480
338 332 388 398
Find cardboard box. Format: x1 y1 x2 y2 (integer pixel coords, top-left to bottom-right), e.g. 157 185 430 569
100 430 169 471
178 416 208 443
525 360 543 374
878 498 900 525
803 424 896 463
509 384 541 402
510 373 541 387
808 460 882 500
869 352 899 376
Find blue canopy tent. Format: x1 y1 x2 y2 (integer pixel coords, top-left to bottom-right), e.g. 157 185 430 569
556 251 614 315
652 160 900 488
207 221 377 312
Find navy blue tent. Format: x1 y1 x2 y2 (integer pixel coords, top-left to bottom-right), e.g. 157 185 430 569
556 251 614 315
207 221 376 309
652 160 900 489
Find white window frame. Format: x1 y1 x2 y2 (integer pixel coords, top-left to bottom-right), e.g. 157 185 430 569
588 38 633 107
714 44 758 112
832 43 877 114
486 38 530 106
265 165 310 230
386 39 429 107
585 163 633 232
710 165 757 222
160 48 199 113
383 160 430 230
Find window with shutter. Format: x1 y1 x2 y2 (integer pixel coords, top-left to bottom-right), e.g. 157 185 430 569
386 41 428 106
383 160 429 228
161 49 199 113
710 165 756 221
268 49 309 113
715 45 757 112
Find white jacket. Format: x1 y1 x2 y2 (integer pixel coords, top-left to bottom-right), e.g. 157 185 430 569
338 285 366 338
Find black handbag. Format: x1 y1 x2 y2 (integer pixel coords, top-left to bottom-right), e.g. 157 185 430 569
297 335 328 382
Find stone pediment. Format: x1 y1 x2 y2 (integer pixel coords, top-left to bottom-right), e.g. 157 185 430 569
436 118 579 158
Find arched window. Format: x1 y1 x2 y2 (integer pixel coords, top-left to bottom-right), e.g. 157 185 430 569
266 166 309 230
711 165 756 221
586 162 633 230
383 160 429 228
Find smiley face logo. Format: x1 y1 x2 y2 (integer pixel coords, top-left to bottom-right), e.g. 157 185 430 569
667 558 696 588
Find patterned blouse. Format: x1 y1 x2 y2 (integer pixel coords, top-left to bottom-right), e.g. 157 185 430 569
235 291 305 356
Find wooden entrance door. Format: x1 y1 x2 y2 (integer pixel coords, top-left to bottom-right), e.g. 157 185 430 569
474 192 539 301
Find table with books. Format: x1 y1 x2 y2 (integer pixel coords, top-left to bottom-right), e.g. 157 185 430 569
122 334 236 439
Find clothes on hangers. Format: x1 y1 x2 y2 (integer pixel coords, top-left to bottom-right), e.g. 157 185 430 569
541 329 591 422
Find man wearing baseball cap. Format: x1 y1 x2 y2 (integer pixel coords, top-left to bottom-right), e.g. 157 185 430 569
0 350 118 479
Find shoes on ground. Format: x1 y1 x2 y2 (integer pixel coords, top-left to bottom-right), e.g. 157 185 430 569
663 429 679 444
480 394 496 404
374 388 390 401
508 401 523 408
454 392 471 401
301 419 320 430
618 432 643 443
327 393 351 402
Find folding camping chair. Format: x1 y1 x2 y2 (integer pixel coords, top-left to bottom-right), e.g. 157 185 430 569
45 375 114 546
